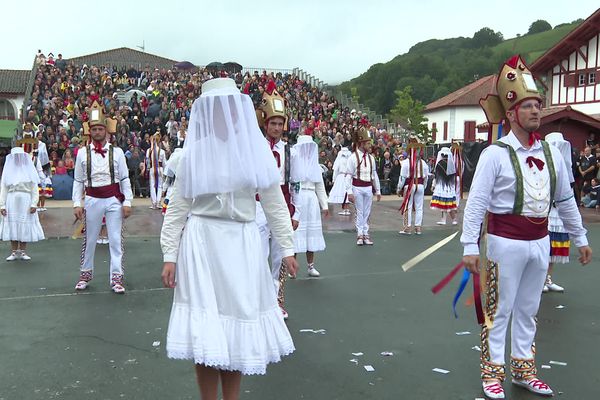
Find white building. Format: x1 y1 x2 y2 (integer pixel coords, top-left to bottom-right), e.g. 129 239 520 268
423 75 495 143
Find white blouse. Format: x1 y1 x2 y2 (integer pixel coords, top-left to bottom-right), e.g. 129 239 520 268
161 181 295 263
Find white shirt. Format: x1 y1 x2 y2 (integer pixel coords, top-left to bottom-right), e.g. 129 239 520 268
72 143 133 207
399 158 430 190
146 146 167 171
268 138 300 220
161 183 295 263
461 132 588 256
344 149 381 195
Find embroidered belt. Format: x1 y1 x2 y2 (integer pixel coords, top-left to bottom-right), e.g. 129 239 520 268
352 178 372 187
404 177 424 187
487 213 547 240
86 183 125 203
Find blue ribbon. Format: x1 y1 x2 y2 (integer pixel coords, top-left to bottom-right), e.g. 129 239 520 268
497 123 503 141
452 268 471 318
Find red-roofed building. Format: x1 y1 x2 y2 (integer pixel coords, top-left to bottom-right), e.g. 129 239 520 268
531 8 600 117
424 75 495 143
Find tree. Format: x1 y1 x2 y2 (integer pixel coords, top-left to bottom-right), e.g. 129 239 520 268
472 27 504 48
528 20 552 35
388 86 431 143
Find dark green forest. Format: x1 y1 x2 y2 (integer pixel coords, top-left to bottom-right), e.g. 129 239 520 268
338 19 583 117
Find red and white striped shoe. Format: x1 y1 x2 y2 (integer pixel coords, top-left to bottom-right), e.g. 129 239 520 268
482 381 505 399
512 378 553 396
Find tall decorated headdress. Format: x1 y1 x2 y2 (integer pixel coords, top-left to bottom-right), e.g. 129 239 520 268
83 100 117 138
17 136 39 156
400 137 426 215
480 55 542 144
256 80 287 129
352 126 371 147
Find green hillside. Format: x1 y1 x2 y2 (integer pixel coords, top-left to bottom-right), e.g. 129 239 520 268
339 20 582 116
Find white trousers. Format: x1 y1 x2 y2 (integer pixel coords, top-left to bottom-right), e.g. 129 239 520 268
403 184 424 227
255 203 286 295
352 186 373 236
481 234 549 380
149 172 163 206
81 196 125 280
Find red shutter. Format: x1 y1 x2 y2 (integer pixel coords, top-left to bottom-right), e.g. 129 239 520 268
564 73 576 87
464 121 476 142
443 121 448 141
431 122 437 142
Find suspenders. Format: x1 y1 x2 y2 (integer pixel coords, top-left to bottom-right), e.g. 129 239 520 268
493 141 556 214
355 151 373 182
86 144 115 187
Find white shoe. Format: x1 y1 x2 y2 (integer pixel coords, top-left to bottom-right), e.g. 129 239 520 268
542 285 549 293
6 252 18 261
512 378 553 396
451 219 458 225
436 219 447 225
398 229 412 235
344 209 352 215
307 265 321 277
415 227 422 235
338 210 347 215
20 252 31 261
280 306 289 320
545 276 564 292
482 381 505 399
363 236 374 245
356 236 364 246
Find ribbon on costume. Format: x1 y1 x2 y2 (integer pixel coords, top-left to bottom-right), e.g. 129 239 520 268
525 156 544 171
431 261 484 324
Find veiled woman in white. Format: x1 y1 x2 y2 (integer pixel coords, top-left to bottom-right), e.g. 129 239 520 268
0 147 45 261
160 78 298 400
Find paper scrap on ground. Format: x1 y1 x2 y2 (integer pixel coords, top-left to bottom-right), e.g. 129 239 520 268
380 351 394 356
549 360 567 366
432 368 450 374
455 331 471 335
152 341 160 347
349 359 359 364
555 305 565 309
471 346 481 352
541 365 551 369
352 352 364 356
364 365 375 372
299 329 326 334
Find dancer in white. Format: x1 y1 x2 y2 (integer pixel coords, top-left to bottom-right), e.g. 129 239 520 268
254 80 299 319
465 55 591 399
397 139 429 235
345 127 381 246
0 147 45 261
146 132 166 210
72 101 133 293
161 146 184 215
328 146 352 215
160 78 298 400
430 147 458 225
543 132 574 293
292 134 328 277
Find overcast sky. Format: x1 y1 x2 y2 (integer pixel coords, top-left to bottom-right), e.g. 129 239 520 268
3 1 598 84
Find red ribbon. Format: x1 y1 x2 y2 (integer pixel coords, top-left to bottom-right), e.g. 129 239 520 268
92 141 106 158
528 132 541 146
525 156 544 171
431 261 484 325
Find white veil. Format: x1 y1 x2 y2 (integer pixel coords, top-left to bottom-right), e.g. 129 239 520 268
545 132 574 184
435 147 456 175
177 79 280 199
291 135 323 183
1 147 40 186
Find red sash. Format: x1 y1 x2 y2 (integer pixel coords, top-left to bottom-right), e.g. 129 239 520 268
86 183 125 203
352 178 372 187
487 213 547 240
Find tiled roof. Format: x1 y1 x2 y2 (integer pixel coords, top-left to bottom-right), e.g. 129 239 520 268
68 47 179 69
425 75 496 111
0 70 30 94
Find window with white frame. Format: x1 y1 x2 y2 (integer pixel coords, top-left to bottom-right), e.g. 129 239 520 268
589 72 596 85
578 74 586 86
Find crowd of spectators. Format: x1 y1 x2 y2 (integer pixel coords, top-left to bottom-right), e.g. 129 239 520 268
576 133 600 209
14 50 406 198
